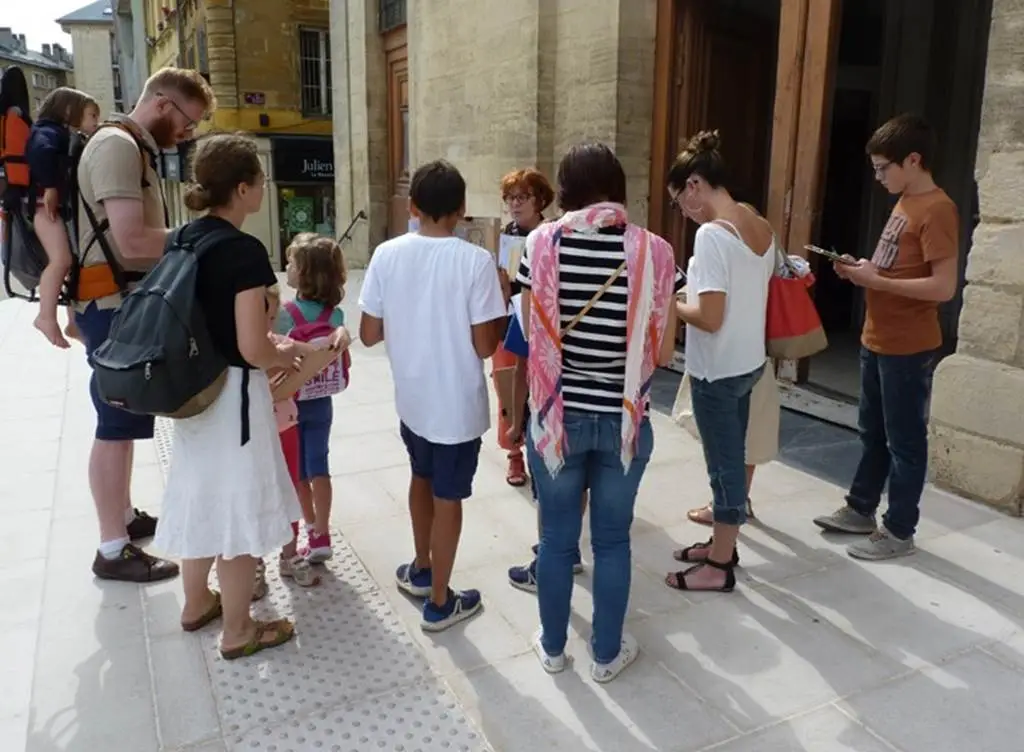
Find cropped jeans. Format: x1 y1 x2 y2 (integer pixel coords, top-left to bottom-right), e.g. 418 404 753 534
527 410 654 664
690 364 765 526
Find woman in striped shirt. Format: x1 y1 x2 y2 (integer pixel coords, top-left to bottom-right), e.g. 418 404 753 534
518 143 682 683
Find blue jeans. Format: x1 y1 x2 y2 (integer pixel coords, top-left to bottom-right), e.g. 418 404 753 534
690 364 764 526
846 347 935 540
296 396 333 480
527 410 654 664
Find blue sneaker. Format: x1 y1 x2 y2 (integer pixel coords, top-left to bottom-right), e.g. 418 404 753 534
421 588 483 632
395 561 432 598
508 558 538 593
531 544 585 575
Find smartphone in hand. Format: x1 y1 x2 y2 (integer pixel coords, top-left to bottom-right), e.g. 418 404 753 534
805 244 858 266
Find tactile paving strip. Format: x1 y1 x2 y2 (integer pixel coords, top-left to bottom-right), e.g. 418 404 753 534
153 417 492 752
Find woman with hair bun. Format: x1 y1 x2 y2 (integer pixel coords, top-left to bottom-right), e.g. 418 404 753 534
664 130 775 594
154 132 305 660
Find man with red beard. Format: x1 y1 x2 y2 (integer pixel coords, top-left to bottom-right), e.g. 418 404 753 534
74 67 215 582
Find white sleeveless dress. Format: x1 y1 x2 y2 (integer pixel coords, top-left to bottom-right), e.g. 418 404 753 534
154 367 302 559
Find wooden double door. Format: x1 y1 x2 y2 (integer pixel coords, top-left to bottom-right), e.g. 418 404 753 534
650 0 840 270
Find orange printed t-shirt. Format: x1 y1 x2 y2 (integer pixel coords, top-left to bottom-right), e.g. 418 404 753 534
862 188 960 355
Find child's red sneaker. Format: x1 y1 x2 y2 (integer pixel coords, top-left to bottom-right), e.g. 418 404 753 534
301 532 333 564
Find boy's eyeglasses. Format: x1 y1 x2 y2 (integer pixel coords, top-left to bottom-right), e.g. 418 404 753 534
871 161 893 177
505 194 534 206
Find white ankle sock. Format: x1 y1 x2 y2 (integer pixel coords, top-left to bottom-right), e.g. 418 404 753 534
98 537 130 560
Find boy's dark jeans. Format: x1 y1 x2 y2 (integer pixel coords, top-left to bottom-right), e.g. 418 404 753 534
846 347 936 540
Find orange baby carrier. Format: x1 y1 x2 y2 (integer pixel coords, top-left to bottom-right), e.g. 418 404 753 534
0 104 31 193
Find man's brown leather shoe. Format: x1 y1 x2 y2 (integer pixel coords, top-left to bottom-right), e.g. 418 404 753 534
92 544 180 582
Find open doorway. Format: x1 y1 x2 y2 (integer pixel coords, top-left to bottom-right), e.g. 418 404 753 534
650 0 780 271
805 0 992 402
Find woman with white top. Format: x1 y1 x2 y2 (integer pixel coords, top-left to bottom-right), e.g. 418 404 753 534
664 131 775 593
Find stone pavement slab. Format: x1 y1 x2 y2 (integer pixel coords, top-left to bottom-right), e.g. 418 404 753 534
3 271 1024 752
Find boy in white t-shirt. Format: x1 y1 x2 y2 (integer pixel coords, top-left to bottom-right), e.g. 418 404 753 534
358 159 507 632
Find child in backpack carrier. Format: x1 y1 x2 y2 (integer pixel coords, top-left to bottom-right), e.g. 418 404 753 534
275 233 351 564
25 87 99 349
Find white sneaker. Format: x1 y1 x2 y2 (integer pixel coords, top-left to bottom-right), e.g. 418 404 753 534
532 629 567 674
591 634 639 684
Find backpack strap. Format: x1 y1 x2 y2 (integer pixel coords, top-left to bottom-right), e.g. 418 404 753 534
284 300 307 327
70 122 162 300
188 224 240 257
172 221 254 447
314 305 334 324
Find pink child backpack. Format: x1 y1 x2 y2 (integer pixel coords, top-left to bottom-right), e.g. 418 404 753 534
284 301 351 401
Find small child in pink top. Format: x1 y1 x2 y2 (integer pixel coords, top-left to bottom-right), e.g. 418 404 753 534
267 288 321 588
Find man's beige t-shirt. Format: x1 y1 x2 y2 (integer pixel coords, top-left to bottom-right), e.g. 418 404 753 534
75 114 167 311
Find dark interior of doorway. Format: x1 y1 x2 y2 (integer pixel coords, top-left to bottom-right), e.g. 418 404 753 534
807 0 990 402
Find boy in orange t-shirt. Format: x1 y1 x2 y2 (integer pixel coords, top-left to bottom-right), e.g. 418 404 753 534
813 113 959 561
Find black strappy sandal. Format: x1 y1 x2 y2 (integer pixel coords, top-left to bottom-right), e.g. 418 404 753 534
672 537 740 567
665 559 736 592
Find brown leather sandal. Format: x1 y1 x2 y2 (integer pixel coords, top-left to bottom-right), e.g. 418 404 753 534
181 591 222 632
220 618 295 661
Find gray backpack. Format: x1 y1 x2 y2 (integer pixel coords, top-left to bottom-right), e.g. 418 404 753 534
90 223 236 423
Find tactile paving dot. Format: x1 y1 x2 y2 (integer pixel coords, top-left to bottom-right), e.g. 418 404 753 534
157 409 492 752
231 681 492 752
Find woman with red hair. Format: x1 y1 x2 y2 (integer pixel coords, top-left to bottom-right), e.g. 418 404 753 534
495 168 554 485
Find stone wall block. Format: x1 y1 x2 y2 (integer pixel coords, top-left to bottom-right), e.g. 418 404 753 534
930 353 1024 447
955 284 1023 363
977 150 1024 222
965 223 1024 289
929 423 1024 515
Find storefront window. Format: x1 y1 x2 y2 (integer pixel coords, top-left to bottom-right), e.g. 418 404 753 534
272 136 336 266
278 185 336 262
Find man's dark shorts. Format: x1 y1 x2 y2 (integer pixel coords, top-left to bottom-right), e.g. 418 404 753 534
399 422 482 501
76 302 155 441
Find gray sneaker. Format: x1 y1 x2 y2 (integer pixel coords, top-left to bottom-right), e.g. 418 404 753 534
813 505 876 534
847 527 915 561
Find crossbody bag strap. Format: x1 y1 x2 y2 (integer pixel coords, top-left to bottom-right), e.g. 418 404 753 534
559 259 627 339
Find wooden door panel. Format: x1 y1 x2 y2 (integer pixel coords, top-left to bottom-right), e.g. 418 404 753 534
386 29 409 238
666 0 776 269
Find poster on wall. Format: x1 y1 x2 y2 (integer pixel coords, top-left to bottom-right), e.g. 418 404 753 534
286 196 315 235
406 216 501 260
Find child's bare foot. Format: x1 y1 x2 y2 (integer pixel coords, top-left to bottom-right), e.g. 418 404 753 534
34 315 70 349
64 322 83 345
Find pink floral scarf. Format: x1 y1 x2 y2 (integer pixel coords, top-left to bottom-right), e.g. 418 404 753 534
527 202 676 475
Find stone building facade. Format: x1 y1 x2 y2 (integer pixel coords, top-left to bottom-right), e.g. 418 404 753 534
929 0 1024 515
131 0 336 266
0 30 73 115
329 0 657 266
58 0 121 119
